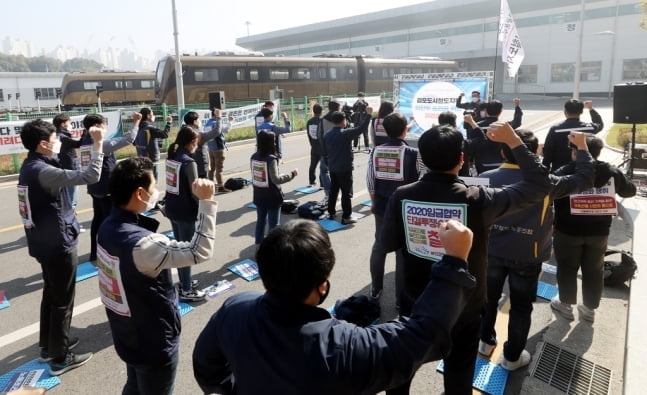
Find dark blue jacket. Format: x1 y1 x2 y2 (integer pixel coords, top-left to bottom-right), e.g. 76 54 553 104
56 129 81 170
306 115 322 156
323 115 371 173
97 208 180 365
80 132 116 198
193 254 475 395
542 110 604 172
19 153 78 258
371 139 419 217
482 149 594 263
135 121 170 162
206 118 226 152
165 147 198 222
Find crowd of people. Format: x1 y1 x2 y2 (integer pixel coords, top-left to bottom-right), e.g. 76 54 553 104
15 93 636 394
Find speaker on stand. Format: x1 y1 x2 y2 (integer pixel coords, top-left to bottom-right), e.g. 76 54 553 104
613 82 647 178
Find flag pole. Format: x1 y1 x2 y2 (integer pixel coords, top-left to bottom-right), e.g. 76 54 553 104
493 0 501 99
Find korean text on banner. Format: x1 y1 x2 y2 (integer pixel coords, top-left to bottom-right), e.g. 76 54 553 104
498 0 525 78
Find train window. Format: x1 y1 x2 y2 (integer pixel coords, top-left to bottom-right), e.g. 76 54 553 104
292 68 311 80
318 68 327 79
346 67 354 79
83 81 100 90
329 67 337 80
236 69 246 81
270 69 289 80
194 68 220 82
115 80 134 89
141 80 154 88
34 88 56 99
399 68 410 74
250 69 259 81
413 68 423 74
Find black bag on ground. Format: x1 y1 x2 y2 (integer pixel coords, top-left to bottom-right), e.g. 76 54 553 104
281 199 300 214
297 201 327 220
333 295 381 327
224 177 249 191
603 249 637 287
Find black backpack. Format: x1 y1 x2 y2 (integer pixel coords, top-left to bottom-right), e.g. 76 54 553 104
281 199 300 214
224 177 249 191
297 201 327 220
603 249 637 287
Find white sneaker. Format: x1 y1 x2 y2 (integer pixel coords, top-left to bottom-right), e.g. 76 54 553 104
500 350 531 371
550 297 574 320
179 288 206 302
577 304 595 322
478 340 496 357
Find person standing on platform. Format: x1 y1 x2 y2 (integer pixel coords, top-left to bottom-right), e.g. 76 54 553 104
18 119 106 375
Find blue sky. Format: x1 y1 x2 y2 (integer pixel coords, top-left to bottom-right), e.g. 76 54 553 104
5 0 430 59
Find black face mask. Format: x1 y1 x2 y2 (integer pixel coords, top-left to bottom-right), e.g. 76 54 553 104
318 280 331 305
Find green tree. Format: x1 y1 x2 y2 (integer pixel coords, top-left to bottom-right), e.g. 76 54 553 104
0 53 30 71
27 56 62 72
62 58 103 72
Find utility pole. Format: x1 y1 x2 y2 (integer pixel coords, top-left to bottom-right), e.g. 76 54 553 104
573 0 586 100
171 0 185 111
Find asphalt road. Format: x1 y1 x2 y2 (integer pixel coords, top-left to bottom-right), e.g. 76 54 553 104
0 97 623 394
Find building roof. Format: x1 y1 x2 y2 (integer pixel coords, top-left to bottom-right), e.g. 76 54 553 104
236 0 608 51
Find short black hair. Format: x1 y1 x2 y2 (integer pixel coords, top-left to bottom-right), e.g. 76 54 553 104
438 111 457 127
109 157 154 207
264 101 274 107
257 130 277 156
20 119 55 151
260 107 273 119
82 114 106 130
564 99 584 116
501 129 537 164
471 91 481 96
328 100 340 112
53 113 70 129
331 111 346 124
183 111 200 125
382 113 407 139
486 100 503 117
256 219 335 302
585 135 604 159
140 107 153 119
312 103 323 115
418 125 464 171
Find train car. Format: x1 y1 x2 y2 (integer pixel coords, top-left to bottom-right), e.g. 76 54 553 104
61 71 156 109
155 55 458 105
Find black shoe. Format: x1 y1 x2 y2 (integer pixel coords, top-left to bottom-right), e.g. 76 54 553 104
49 351 93 376
39 337 80 363
341 217 358 225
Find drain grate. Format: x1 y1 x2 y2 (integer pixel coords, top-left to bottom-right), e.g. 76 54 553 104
532 342 611 394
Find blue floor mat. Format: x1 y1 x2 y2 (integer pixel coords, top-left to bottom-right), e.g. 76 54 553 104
0 291 9 310
247 203 257 209
179 302 194 316
0 359 61 391
437 357 509 395
76 262 98 282
228 259 260 281
163 231 175 239
360 200 372 207
317 219 347 232
536 281 559 300
294 186 319 194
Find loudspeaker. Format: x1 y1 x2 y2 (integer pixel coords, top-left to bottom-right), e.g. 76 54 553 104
209 91 225 110
613 83 647 124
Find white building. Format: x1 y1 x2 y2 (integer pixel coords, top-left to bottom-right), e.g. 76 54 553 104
0 72 65 111
236 0 647 97
2 36 32 58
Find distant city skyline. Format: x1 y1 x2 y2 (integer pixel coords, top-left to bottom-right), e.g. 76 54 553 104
2 1 431 71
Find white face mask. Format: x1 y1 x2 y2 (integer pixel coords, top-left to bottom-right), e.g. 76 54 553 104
480 111 487 118
472 97 479 103
151 115 156 123
50 140 62 155
143 189 160 211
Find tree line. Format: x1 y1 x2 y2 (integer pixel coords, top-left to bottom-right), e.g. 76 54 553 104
0 53 103 72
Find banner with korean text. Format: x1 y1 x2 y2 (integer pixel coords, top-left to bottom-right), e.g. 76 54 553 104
0 111 122 156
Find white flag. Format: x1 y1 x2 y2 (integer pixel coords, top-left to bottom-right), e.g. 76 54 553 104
498 0 525 78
